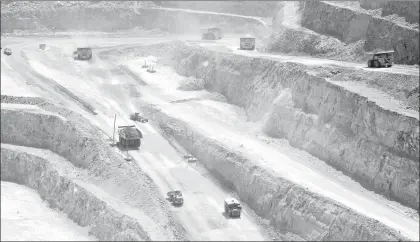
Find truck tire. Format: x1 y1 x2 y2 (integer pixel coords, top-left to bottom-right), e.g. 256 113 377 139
374 60 380 68
367 60 372 67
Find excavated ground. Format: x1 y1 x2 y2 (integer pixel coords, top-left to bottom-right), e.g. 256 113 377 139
99 42 418 240
139 105 408 241
0 97 187 241
104 42 419 211
268 1 419 65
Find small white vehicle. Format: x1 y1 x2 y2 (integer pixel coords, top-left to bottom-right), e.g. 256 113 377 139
183 154 197 163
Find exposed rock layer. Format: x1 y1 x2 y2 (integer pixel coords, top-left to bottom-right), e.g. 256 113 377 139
1 6 264 35
139 105 409 241
297 1 419 65
0 98 186 241
1 145 150 241
129 43 419 210
359 0 419 24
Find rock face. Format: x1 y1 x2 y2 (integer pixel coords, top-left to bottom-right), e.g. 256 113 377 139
268 1 419 65
159 1 278 17
360 0 419 24
139 103 409 241
0 5 264 34
297 1 419 65
151 43 419 210
0 99 185 241
1 145 150 241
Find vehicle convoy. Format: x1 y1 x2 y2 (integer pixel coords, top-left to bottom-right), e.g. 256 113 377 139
3 48 12 55
73 47 92 60
130 112 148 123
201 27 222 40
367 50 394 68
224 198 242 218
239 36 255 50
167 190 184 206
39 44 46 50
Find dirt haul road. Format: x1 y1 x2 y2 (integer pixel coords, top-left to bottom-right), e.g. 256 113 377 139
1 37 277 241
1 35 419 241
185 40 420 77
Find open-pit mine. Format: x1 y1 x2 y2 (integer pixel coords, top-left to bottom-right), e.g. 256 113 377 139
1 1 419 241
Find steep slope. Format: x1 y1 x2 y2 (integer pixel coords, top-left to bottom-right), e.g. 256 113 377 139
360 0 419 24
1 2 265 35
267 1 419 65
119 42 419 211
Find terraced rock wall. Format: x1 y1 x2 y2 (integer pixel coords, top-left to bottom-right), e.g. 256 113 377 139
1 145 149 241
143 43 419 210
297 1 419 65
1 6 264 34
0 98 186 241
138 105 408 241
360 0 419 24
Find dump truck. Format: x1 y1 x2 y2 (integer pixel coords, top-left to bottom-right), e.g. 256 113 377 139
39 44 46 50
367 50 394 68
73 47 92 60
130 113 148 123
201 27 222 40
117 125 143 149
3 48 12 56
167 190 184 206
239 37 255 50
224 198 242 218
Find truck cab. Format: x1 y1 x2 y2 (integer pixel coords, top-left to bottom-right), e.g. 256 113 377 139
224 198 242 218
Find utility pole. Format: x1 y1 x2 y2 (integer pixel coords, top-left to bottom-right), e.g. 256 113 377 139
112 114 116 145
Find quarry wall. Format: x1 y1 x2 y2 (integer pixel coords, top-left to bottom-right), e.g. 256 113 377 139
138 105 409 241
1 145 150 241
0 98 185 241
0 6 264 34
359 0 419 24
297 1 419 65
148 43 419 210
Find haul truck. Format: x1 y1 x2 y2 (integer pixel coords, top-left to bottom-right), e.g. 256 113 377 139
239 37 255 51
73 47 92 60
